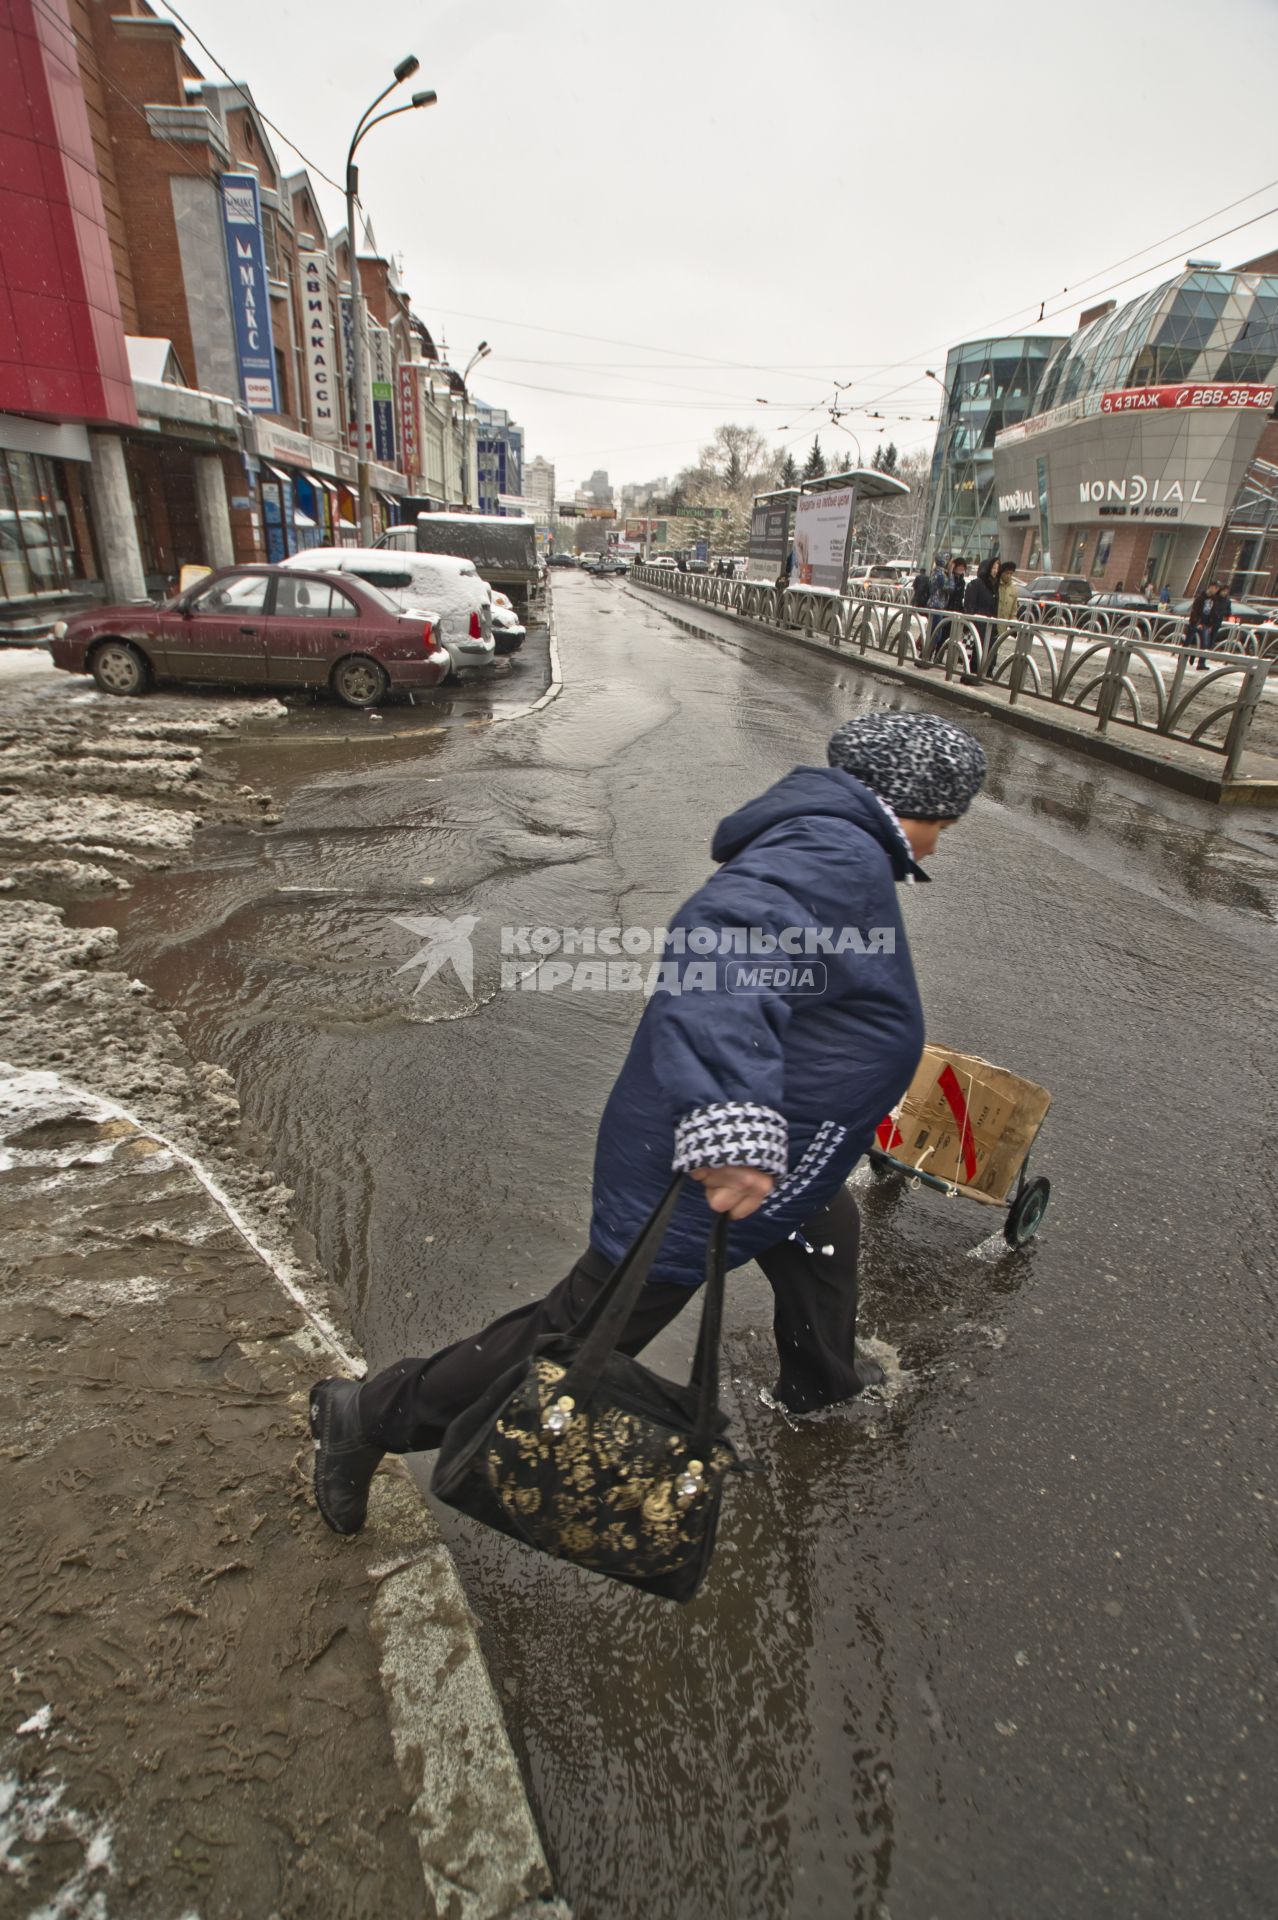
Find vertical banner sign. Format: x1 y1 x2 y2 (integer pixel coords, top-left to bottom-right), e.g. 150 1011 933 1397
299 252 339 442
398 364 419 478
369 324 396 464
792 488 855 589
339 295 373 454
339 294 356 439
219 173 279 412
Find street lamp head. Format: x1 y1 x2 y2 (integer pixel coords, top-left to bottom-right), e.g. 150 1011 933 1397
411 89 437 108
393 54 420 81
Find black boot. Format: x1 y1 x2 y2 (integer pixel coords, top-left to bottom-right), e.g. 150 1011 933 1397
310 1377 384 1535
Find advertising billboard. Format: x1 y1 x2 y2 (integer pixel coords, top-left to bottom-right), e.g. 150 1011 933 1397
298 251 339 442
793 487 855 589
746 492 796 582
369 324 396 465
219 172 279 413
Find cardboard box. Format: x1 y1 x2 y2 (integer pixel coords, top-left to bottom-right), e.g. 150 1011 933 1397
876 1045 1051 1205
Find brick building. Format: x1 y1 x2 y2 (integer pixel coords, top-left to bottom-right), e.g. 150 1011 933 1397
2 0 476 619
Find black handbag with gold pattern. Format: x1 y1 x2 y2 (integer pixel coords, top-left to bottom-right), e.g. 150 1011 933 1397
430 1178 747 1603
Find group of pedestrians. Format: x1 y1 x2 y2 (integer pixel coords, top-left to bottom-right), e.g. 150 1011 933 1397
910 554 1019 669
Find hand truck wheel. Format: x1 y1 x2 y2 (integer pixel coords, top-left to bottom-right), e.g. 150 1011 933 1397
1003 1175 1050 1249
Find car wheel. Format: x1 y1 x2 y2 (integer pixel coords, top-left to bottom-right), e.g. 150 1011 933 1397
331 655 389 708
90 639 151 697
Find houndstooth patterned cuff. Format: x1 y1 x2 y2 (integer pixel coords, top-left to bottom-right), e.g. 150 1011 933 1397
672 1102 788 1177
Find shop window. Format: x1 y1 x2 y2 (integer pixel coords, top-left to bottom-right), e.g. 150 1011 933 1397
1068 532 1087 574
0 450 78 600
1146 530 1176 586
1091 531 1114 578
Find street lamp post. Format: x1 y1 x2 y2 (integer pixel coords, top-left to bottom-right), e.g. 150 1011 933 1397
458 342 490 509
346 58 436 545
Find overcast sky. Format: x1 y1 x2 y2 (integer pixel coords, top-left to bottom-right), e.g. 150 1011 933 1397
170 0 1278 498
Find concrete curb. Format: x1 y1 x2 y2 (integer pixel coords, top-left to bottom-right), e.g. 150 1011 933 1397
487 590 562 729
369 1473 563 1920
627 584 1278 807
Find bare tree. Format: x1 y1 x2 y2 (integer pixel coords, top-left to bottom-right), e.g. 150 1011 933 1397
700 423 774 496
855 448 931 564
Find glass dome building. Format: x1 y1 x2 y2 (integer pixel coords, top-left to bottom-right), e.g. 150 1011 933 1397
1032 268 1278 413
923 335 1066 563
990 262 1278 595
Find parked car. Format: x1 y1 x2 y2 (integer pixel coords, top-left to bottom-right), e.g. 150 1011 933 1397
1025 573 1092 606
1093 590 1162 614
546 552 577 568
647 556 678 571
1169 595 1271 630
489 588 526 655
280 547 494 677
48 565 450 707
848 563 907 586
1167 597 1278 652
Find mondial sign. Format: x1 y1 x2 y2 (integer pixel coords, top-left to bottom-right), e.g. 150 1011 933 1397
1079 474 1207 507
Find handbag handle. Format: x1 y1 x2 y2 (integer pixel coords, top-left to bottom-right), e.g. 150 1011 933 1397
689 1211 729 1448
562 1182 730 1447
562 1175 686 1375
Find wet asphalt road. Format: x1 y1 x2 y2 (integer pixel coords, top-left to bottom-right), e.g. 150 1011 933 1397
95 575 1278 1918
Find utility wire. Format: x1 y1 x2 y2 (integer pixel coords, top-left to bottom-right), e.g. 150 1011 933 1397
857 200 1278 411
156 1 348 195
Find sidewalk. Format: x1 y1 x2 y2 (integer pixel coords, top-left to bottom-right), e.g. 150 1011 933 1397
626 585 1278 806
0 648 568 1918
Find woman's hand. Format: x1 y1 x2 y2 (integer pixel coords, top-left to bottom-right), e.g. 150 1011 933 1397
689 1166 775 1219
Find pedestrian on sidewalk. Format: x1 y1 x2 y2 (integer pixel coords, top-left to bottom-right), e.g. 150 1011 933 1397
911 563 932 608
309 713 988 1535
997 560 1019 627
1188 580 1229 668
926 557 966 663
962 558 999 672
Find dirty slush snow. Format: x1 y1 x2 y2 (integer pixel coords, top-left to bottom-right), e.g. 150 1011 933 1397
0 662 436 1916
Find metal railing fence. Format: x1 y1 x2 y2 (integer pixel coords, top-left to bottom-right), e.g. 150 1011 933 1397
629 565 1274 780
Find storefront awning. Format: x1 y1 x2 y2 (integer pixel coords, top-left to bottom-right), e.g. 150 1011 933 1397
305 472 339 494
293 510 316 528
263 463 295 486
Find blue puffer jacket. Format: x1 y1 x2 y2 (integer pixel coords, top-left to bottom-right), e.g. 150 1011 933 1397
589 766 927 1284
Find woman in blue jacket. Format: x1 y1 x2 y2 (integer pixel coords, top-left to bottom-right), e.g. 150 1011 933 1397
311 712 987 1534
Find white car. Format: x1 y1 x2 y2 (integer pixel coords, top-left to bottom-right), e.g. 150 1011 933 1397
489 588 526 655
647 555 678 571
280 548 495 675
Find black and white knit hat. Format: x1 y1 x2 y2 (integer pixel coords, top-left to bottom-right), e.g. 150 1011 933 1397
826 712 987 820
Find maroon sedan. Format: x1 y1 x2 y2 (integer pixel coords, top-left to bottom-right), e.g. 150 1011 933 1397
48 565 450 708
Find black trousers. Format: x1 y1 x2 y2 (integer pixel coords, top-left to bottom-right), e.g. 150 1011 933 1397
357 1187 864 1453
